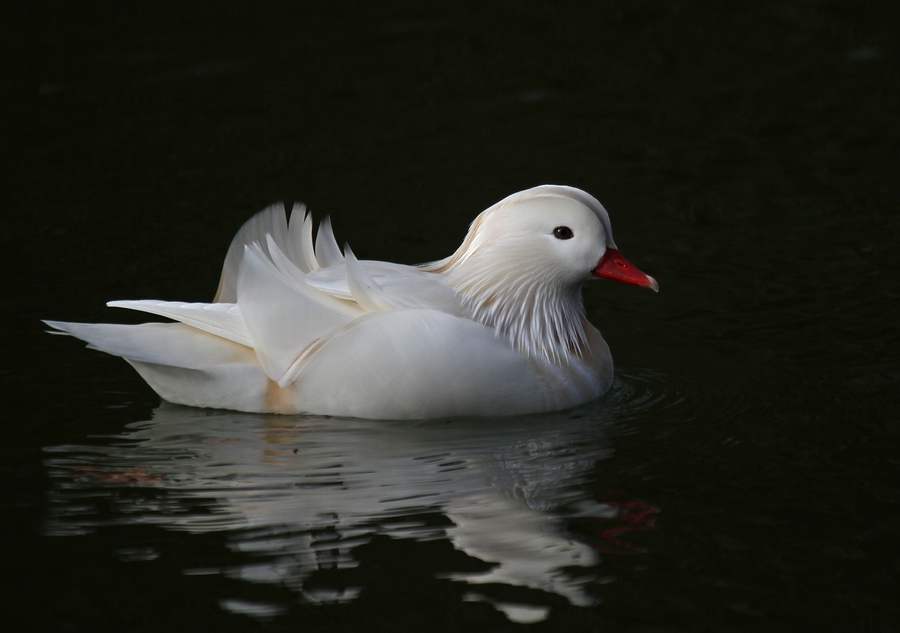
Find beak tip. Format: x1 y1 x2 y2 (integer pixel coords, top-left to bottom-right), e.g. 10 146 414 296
646 275 659 293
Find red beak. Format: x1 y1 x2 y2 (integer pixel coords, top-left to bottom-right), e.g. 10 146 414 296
592 248 659 292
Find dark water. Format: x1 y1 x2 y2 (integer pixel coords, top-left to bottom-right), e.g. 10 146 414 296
3 0 899 630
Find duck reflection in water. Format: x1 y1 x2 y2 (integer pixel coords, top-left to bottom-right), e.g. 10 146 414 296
45 403 657 623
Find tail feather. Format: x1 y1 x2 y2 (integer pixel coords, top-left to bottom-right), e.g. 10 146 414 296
43 320 256 370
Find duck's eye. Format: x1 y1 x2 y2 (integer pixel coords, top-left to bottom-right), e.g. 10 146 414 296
553 226 574 240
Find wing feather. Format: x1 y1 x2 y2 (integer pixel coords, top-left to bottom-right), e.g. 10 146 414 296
214 203 289 303
287 204 320 273
305 260 466 314
237 244 355 384
314 216 344 268
106 300 252 347
344 247 393 312
263 236 364 317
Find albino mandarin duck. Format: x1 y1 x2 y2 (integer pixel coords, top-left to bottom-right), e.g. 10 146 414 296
46 185 657 419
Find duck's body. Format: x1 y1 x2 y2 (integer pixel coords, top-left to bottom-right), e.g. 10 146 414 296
47 185 656 419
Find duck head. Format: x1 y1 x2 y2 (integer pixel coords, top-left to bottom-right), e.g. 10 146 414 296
428 185 657 363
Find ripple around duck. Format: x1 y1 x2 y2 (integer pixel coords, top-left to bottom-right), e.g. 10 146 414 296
609 363 800 431
595 368 687 426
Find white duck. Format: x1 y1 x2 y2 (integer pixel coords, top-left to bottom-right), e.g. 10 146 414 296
46 185 657 419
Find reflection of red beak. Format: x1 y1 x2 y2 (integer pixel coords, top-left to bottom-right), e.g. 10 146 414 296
592 248 659 292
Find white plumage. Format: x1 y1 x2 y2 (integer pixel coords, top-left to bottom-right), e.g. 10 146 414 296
46 185 657 419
